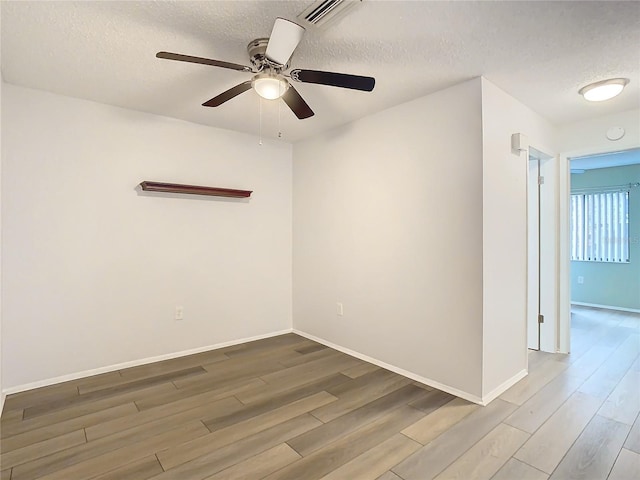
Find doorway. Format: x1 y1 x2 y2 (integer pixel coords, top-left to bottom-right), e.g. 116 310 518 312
528 154 541 350
559 146 640 354
527 147 556 352
569 149 640 312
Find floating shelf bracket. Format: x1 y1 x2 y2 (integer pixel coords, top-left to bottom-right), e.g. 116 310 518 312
139 181 252 198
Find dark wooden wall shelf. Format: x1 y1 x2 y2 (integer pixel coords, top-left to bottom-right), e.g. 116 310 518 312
139 181 252 198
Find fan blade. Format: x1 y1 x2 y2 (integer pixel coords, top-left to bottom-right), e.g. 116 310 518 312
290 69 375 92
202 81 253 107
265 18 305 65
157 52 252 72
282 84 314 119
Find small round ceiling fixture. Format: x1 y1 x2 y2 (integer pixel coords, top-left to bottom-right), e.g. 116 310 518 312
606 126 625 141
579 78 629 102
252 73 288 100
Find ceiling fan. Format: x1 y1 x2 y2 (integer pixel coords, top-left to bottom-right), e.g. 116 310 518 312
156 18 375 119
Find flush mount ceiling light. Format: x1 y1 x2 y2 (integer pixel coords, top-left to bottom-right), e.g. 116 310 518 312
579 78 629 102
252 73 289 100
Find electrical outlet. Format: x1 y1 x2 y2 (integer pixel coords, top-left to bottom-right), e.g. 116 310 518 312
577 276 584 285
336 302 344 316
175 306 184 320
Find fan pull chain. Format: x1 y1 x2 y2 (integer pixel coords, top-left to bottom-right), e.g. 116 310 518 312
278 100 282 139
259 97 263 146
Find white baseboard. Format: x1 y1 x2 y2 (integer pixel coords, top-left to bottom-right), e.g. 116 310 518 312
482 369 528 405
292 329 485 405
4 328 526 406
571 302 640 314
2 329 294 396
1 393 5 416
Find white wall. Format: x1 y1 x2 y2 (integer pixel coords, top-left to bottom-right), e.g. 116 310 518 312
3 76 599 403
1 84 293 390
558 109 640 155
480 79 557 397
293 79 485 399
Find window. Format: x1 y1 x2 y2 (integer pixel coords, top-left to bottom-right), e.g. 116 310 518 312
571 191 629 262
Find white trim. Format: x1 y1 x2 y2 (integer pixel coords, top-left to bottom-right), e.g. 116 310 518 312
2 329 293 396
1 394 5 416
571 302 640 314
527 144 560 354
482 369 528 405
559 153 572 354
292 329 485 405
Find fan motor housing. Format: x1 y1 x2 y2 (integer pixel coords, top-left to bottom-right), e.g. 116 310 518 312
247 38 289 71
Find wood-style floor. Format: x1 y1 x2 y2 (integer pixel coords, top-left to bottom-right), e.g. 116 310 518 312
1 306 639 479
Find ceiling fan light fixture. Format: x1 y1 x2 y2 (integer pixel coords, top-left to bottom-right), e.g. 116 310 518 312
252 74 288 100
579 78 629 102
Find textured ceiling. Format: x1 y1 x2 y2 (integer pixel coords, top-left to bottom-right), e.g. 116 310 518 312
1 1 639 142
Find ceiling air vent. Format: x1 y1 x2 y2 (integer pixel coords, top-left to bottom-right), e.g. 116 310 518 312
297 0 363 28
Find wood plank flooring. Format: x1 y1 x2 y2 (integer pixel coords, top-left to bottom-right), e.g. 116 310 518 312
1 306 638 479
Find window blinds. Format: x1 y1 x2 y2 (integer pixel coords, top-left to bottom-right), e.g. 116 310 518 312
570 191 629 263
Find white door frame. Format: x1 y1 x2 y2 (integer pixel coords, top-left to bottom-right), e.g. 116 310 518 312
528 146 557 353
527 154 541 350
